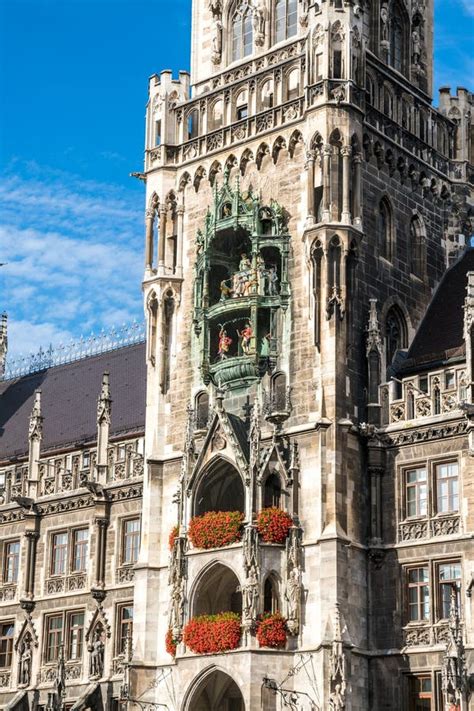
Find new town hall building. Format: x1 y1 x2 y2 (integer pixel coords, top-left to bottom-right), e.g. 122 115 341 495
0 0 474 709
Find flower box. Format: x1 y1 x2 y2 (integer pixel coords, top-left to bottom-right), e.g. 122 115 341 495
165 629 178 657
256 613 287 649
183 612 241 654
256 507 293 544
188 511 244 549
168 525 179 551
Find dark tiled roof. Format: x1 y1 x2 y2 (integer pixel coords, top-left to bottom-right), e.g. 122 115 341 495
227 412 250 459
0 342 146 462
402 248 474 371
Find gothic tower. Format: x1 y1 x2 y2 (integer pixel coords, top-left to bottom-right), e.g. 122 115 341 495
133 1 472 709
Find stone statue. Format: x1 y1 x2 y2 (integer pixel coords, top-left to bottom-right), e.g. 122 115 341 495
243 566 259 623
266 266 279 296
89 627 105 678
412 29 421 65
380 4 389 44
209 0 222 19
285 567 301 634
211 18 223 64
18 638 32 686
219 279 233 301
170 578 185 635
253 0 266 46
329 683 345 710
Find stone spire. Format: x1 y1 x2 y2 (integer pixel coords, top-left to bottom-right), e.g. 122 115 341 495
0 312 7 378
27 391 43 499
96 372 112 476
366 299 382 357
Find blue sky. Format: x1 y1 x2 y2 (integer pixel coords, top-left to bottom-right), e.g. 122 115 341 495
0 0 472 360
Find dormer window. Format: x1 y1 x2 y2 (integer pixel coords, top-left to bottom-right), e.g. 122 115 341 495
232 3 253 62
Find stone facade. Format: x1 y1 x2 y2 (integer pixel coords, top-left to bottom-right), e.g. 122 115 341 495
134 0 473 709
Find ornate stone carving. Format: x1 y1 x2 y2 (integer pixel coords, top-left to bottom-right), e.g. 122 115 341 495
18 633 33 687
0 671 10 688
168 535 187 639
390 403 406 422
46 577 65 595
431 516 460 537
253 0 267 46
0 585 17 602
399 520 428 541
242 566 259 629
383 421 467 447
29 391 43 441
285 527 302 635
441 587 468 706
97 372 112 426
329 605 347 710
366 299 382 356
117 566 135 584
403 625 431 647
416 397 431 417
67 574 86 591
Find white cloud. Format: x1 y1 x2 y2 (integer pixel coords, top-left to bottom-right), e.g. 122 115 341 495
461 0 474 16
0 163 145 361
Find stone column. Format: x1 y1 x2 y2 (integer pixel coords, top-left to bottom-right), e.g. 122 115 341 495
322 144 332 222
21 520 39 610
352 153 362 225
176 200 185 278
341 146 352 223
93 518 109 597
305 150 316 224
27 391 43 500
145 208 155 271
158 206 167 272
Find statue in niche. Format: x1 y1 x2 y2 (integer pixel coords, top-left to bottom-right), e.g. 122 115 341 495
329 684 346 710
285 567 302 634
218 328 232 360
209 0 222 19
18 637 32 686
170 578 185 635
253 0 267 46
211 19 223 64
411 29 421 65
260 333 272 358
237 323 253 355
242 566 259 623
380 4 389 44
89 627 105 678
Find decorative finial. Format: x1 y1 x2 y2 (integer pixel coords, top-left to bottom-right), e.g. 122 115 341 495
0 312 7 379
28 391 43 442
97 372 112 425
366 299 382 356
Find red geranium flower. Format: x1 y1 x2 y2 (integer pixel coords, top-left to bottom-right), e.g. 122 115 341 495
256 613 287 649
256 507 293 544
188 511 244 549
183 612 241 654
168 525 179 551
165 629 178 657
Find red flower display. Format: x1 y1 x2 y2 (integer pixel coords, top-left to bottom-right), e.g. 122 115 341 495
168 525 179 551
256 507 293 544
256 613 287 649
183 612 241 654
188 511 244 550
165 628 178 657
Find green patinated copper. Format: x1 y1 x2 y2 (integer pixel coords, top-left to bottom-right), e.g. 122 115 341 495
193 170 291 389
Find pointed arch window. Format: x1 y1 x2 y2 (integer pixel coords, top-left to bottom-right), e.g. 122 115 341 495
271 371 287 411
195 391 210 430
264 576 280 614
390 3 405 73
385 306 407 368
264 472 282 508
378 198 393 262
232 3 253 61
312 241 324 347
275 0 298 44
410 215 425 278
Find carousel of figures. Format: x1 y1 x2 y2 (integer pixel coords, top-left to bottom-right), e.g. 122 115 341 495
219 253 280 301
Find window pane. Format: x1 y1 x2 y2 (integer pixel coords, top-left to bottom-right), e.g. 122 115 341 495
73 529 89 572
46 616 63 663
0 624 14 668
123 519 140 564
232 15 242 61
68 613 84 660
118 605 134 654
5 541 20 583
52 533 68 575
243 11 253 56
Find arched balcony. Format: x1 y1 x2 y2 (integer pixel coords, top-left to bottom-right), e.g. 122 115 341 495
185 669 245 711
194 459 245 517
192 563 242 617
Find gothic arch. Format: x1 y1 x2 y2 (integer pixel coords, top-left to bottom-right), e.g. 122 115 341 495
178 171 192 192
225 153 239 174
272 135 287 164
188 561 243 618
209 160 223 186
193 165 207 193
377 195 394 262
263 571 281 613
191 456 246 516
288 129 303 158
148 191 159 211
182 665 246 711
310 131 324 151
255 142 271 170
239 148 255 175
228 0 254 64
381 300 410 369
409 211 426 278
